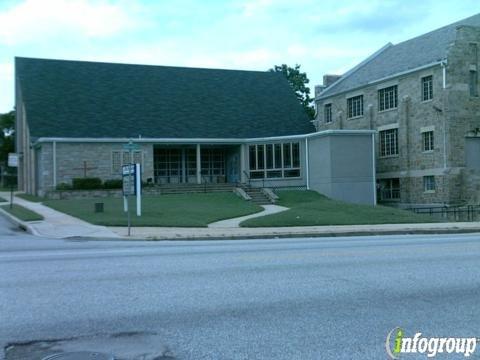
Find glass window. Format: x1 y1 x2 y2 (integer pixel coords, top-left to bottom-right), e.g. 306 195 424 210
274 144 282 169
422 131 434 151
378 85 398 111
248 142 301 179
249 145 256 170
422 76 433 101
292 143 300 168
379 128 398 157
378 178 400 200
424 176 435 192
257 145 265 170
266 144 274 169
112 151 121 174
324 104 332 123
283 143 291 168
347 95 363 118
470 70 478 97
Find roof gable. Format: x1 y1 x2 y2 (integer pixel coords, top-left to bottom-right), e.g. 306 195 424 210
319 13 480 98
16 58 314 139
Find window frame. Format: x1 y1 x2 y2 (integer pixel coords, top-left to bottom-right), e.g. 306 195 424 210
111 150 144 175
378 85 398 112
421 75 433 102
423 175 436 192
422 131 434 152
324 103 332 124
379 128 399 157
347 95 364 119
470 70 479 97
248 142 301 179
378 178 400 201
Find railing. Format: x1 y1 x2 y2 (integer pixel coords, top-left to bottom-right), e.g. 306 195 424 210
243 171 251 187
406 205 480 222
243 170 267 188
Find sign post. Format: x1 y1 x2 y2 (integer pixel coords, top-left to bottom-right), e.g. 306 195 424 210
7 153 18 210
122 141 142 236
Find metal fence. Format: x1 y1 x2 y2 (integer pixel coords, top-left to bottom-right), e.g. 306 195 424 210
406 205 480 222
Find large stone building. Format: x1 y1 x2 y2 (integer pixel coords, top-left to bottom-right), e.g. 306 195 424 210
15 57 376 204
314 13 480 207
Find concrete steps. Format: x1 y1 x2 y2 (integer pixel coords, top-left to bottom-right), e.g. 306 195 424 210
145 183 236 195
242 187 273 205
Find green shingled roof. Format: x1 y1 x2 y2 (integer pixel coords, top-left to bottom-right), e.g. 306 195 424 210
15 57 314 139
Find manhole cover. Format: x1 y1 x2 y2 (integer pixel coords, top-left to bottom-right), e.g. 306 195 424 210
42 352 114 360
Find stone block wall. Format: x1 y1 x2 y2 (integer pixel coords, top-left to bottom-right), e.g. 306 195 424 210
313 25 480 206
37 142 154 195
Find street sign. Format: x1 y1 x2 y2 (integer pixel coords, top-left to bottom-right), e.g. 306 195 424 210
8 153 18 167
122 141 140 151
122 163 142 236
122 164 136 196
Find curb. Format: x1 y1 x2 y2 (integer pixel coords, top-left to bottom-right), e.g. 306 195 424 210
71 227 480 242
0 207 39 236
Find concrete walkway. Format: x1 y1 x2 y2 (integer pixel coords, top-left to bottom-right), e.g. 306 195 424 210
109 222 480 240
2 192 480 240
208 204 289 228
0 192 119 239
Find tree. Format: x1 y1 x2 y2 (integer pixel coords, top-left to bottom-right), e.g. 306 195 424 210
0 110 15 167
269 64 315 119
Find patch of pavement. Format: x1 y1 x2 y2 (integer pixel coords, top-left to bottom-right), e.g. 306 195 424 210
4 331 176 360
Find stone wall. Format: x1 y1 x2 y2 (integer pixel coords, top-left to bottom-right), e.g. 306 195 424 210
37 142 154 195
314 26 480 206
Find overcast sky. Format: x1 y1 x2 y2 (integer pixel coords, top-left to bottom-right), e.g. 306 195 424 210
1 0 479 112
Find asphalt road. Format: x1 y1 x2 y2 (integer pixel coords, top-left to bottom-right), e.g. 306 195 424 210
1 216 480 359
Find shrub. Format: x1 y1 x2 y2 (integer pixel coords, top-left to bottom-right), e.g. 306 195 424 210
103 179 123 189
72 177 103 190
56 182 73 190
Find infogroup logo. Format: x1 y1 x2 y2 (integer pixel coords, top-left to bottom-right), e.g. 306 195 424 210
385 327 478 358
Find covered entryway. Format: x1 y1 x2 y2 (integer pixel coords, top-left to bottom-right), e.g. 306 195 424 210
153 145 241 184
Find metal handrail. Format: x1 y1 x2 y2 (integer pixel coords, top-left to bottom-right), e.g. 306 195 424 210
242 170 251 187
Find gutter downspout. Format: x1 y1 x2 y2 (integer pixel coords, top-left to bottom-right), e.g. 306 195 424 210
441 60 448 170
441 60 447 89
305 138 310 190
372 132 377 205
52 141 57 188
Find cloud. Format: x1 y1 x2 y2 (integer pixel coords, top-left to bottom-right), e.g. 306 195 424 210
0 63 14 112
241 0 273 17
0 0 137 45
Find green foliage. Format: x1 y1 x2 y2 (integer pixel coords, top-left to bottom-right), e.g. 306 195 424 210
241 190 437 227
103 179 123 189
1 204 44 221
15 193 44 203
269 64 315 119
0 110 15 167
44 193 262 227
72 177 103 190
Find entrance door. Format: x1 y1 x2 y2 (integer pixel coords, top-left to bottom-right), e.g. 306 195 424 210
153 148 182 184
226 150 240 183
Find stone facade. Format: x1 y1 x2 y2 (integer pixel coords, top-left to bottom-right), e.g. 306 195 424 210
34 142 154 196
314 25 480 207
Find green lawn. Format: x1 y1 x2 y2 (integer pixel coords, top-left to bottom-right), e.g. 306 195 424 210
241 190 437 227
44 193 263 227
16 193 45 203
1 204 44 221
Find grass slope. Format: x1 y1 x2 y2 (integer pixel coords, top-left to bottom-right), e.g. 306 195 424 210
1 204 44 221
241 191 436 227
44 193 262 227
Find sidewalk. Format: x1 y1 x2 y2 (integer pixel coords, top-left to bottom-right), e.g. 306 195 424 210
2 192 480 240
109 222 480 240
0 192 119 239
